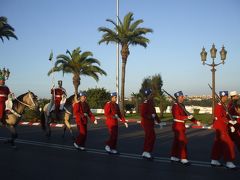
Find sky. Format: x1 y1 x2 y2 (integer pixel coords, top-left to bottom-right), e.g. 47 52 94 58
0 0 240 98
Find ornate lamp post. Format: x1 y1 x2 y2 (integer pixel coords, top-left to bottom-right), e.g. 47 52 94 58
200 44 227 119
0 68 10 80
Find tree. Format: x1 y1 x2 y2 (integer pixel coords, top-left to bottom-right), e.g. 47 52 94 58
85 87 110 109
98 12 153 115
139 74 170 118
48 47 107 95
0 16 17 42
131 92 142 113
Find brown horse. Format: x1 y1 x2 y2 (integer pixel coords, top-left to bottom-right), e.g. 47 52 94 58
41 94 75 139
2 91 39 147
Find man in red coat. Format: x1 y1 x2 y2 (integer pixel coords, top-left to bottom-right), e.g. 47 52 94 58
73 92 97 150
210 91 236 169
140 88 161 159
104 92 128 154
171 91 201 165
0 75 10 125
49 80 67 118
227 91 240 152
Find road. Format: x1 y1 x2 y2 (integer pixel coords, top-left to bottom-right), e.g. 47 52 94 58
0 121 239 180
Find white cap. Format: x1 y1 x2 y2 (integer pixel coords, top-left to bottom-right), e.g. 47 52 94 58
230 91 238 97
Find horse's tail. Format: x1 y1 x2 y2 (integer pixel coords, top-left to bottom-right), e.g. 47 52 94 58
40 111 46 130
40 104 48 130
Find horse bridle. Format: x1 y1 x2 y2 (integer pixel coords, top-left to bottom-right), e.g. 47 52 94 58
15 92 37 110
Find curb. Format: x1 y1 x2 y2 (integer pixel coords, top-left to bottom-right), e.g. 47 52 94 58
17 117 212 130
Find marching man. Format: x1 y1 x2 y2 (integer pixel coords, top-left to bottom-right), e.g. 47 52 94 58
140 88 161 159
104 92 128 154
170 91 201 165
0 75 10 126
73 92 97 150
227 91 240 152
230 99 240 152
49 80 67 118
210 91 236 169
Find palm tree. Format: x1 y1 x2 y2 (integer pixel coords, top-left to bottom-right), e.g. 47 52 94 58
0 16 18 42
48 47 107 95
98 12 153 115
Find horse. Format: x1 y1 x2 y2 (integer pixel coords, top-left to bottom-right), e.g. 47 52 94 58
40 94 75 139
2 91 39 148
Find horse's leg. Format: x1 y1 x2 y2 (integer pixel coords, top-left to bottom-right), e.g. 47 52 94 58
45 113 52 138
63 113 74 140
7 125 17 148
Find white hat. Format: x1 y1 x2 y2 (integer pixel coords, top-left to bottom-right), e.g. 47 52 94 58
230 91 238 96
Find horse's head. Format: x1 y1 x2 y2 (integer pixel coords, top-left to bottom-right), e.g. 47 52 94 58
21 91 39 111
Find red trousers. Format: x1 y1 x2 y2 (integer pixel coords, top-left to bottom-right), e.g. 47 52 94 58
0 102 6 121
229 124 240 152
142 122 156 152
75 122 87 147
106 124 118 149
231 134 240 152
171 127 188 159
211 129 235 161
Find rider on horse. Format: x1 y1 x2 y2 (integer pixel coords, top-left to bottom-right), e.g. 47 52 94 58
0 74 13 125
48 80 67 120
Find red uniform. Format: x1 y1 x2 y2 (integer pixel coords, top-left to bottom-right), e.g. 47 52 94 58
0 85 10 121
51 87 66 112
171 103 197 159
227 100 240 152
104 101 126 149
140 99 160 153
73 101 95 147
211 103 235 161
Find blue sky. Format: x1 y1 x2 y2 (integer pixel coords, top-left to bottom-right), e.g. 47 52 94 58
1 0 240 98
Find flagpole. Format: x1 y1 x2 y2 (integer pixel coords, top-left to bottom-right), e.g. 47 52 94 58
116 0 120 104
49 50 55 102
49 50 55 88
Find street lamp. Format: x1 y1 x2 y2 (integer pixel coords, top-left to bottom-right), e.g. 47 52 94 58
0 68 10 80
200 43 227 119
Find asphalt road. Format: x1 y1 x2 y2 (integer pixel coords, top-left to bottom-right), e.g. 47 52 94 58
0 121 240 180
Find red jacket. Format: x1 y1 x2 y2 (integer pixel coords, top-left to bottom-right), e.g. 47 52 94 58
104 101 126 126
51 87 66 102
73 101 95 125
213 103 228 131
0 85 10 102
228 100 238 117
172 103 197 129
140 99 160 125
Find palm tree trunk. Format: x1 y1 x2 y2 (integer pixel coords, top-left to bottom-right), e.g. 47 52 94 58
120 60 127 115
120 44 129 116
73 74 80 95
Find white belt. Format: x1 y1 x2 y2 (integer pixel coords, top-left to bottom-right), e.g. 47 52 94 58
174 119 185 123
0 94 7 97
55 95 61 97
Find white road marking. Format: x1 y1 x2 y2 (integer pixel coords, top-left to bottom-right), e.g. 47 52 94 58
0 136 218 168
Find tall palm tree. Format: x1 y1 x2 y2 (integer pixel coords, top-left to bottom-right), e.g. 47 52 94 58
48 47 107 95
0 16 18 42
98 12 153 114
